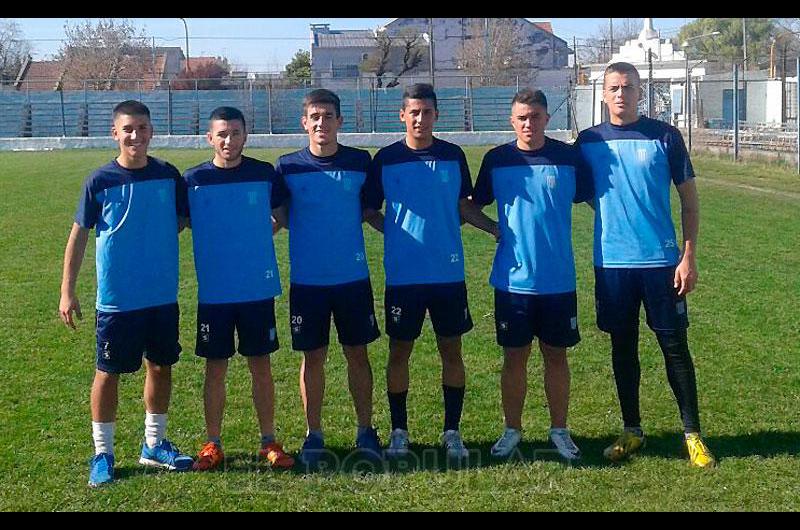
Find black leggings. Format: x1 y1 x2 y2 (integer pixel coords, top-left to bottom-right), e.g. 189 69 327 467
611 328 701 433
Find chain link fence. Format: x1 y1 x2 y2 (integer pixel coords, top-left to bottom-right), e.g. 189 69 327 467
2 66 799 172
0 75 573 138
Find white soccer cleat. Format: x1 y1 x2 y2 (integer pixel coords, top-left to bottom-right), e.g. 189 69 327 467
384 428 410 458
491 427 522 458
549 427 581 462
442 429 469 460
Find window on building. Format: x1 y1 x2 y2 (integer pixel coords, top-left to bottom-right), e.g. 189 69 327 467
332 64 360 78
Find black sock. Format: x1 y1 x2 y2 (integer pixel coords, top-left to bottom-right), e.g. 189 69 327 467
656 329 701 433
388 390 408 431
442 385 465 432
610 329 642 430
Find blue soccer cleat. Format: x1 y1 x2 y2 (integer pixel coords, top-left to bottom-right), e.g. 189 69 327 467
139 439 194 471
88 453 115 488
298 432 325 470
355 427 382 462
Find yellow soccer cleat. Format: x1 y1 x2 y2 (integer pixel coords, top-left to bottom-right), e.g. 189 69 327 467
603 430 646 462
685 433 717 468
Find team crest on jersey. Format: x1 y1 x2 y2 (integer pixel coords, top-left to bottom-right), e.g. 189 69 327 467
636 149 651 163
342 178 352 191
499 321 509 331
248 191 258 205
546 174 557 189
158 189 168 203
440 168 450 183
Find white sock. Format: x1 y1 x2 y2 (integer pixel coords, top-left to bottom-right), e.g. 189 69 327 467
144 412 167 448
92 421 115 456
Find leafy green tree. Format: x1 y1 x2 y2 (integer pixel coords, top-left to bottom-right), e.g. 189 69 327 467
284 49 311 87
677 18 775 69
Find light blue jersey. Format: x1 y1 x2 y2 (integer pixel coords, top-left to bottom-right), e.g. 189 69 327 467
473 139 593 294
183 156 286 304
576 117 695 268
365 138 473 286
74 157 185 313
275 146 372 286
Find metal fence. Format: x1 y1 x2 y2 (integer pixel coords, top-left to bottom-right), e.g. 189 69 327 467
0 75 573 138
686 63 799 170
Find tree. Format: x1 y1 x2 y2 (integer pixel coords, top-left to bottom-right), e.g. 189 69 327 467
578 18 642 64
456 18 533 86
172 57 231 90
676 18 776 69
360 28 425 88
0 20 31 84
284 49 311 88
57 18 150 90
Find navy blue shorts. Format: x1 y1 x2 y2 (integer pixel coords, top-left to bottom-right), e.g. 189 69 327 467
289 279 380 352
95 303 181 374
594 266 689 333
196 298 279 359
384 282 474 341
494 289 580 348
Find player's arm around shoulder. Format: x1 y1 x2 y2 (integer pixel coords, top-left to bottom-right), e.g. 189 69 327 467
675 178 700 296
59 223 90 329
361 149 385 234
459 198 499 241
461 148 499 240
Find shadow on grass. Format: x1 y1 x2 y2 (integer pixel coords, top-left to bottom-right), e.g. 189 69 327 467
108 430 800 480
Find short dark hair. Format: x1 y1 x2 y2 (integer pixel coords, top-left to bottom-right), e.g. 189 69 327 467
604 62 641 86
209 106 246 129
402 83 437 111
303 89 341 118
511 88 548 111
112 100 150 121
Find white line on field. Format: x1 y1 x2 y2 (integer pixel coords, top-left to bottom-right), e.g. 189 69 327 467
698 178 800 200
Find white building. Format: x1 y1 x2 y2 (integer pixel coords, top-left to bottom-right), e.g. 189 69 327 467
576 18 794 131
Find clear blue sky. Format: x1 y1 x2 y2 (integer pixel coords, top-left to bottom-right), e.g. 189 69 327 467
13 18 694 72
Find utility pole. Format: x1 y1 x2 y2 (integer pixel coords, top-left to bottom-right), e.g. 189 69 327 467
152 37 157 88
647 48 654 118
179 18 190 72
484 18 490 84
428 18 435 88
609 18 613 62
742 18 747 72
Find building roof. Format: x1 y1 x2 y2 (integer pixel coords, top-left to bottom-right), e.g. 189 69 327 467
17 60 65 90
532 22 553 34
314 30 376 48
183 56 221 71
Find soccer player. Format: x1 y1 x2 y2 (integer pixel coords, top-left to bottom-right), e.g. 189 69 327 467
273 89 381 469
576 62 716 467
59 100 193 487
464 88 593 461
363 83 475 461
182 106 294 472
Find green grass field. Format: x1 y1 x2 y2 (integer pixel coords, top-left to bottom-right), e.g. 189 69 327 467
0 147 798 511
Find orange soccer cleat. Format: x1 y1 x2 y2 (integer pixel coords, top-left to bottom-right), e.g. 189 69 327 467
193 441 224 471
259 442 295 469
